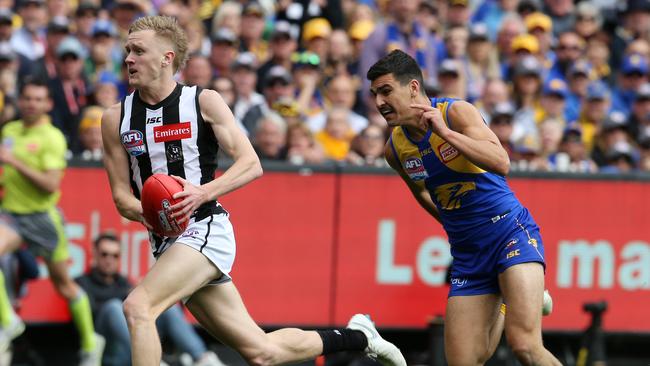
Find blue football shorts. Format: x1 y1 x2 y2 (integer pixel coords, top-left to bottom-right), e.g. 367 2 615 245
448 206 546 297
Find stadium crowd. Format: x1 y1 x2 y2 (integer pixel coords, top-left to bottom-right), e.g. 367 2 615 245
0 0 649 174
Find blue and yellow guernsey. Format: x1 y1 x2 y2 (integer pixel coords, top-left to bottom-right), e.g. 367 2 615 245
389 97 522 246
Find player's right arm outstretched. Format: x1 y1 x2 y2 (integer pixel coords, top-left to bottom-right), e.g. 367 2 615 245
101 103 145 223
384 141 441 223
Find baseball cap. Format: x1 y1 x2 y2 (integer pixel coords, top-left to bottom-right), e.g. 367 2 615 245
518 0 542 14
513 55 542 77
264 65 292 87
302 18 332 42
211 27 238 45
56 36 84 58
91 19 117 37
568 60 592 77
272 97 300 118
0 42 15 62
349 20 374 41
448 0 468 6
601 111 628 132
525 12 552 33
18 0 45 8
586 80 610 100
76 2 100 16
0 9 13 25
635 82 650 101
112 0 146 13
492 102 515 119
562 123 583 142
79 106 104 131
271 20 294 41
47 16 70 33
469 23 489 42
606 141 635 162
621 53 649 75
542 78 569 98
438 59 460 76
231 52 257 71
242 1 264 17
620 0 650 15
511 34 539 54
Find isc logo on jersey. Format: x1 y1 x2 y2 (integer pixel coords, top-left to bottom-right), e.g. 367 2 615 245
438 142 459 163
121 130 146 156
403 157 428 180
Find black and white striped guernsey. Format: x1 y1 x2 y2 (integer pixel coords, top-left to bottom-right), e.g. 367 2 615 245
119 84 219 199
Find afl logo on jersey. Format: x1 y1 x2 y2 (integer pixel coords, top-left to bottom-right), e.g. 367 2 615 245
403 157 429 181
438 142 459 163
121 130 146 156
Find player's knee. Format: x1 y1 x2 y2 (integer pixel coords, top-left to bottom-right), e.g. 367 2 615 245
123 290 154 328
505 330 541 364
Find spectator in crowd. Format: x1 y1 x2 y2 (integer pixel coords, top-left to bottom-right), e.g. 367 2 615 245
78 106 104 161
537 118 565 170
210 0 241 38
360 0 438 108
574 1 604 42
274 0 344 40
477 78 510 124
209 27 238 78
76 233 222 366
307 74 368 134
443 25 469 62
242 65 294 134
611 54 649 114
85 19 122 87
415 0 441 36
437 59 465 99
626 39 650 62
638 127 650 171
10 0 48 62
252 112 287 161
49 36 91 154
592 111 631 167
110 0 148 36
539 78 570 126
524 12 554 69
347 124 388 167
549 125 598 172
73 2 100 49
584 41 610 86
496 13 525 64
36 16 72 80
90 71 120 108
489 101 517 158
212 75 236 110
348 19 374 77
231 52 264 121
578 80 611 151
629 83 650 137
543 0 576 36
611 0 650 74
301 18 332 66
465 23 500 103
315 107 354 161
182 54 213 89
326 29 353 78
600 141 637 173
183 18 210 56
548 31 585 82
286 123 325 165
565 59 592 122
506 33 540 82
256 20 297 93
446 0 471 27
471 0 520 37
239 1 267 62
0 9 14 43
292 51 324 117
511 56 543 143
0 42 18 123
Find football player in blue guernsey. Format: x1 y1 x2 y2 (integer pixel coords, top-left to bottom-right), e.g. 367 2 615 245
368 49 561 366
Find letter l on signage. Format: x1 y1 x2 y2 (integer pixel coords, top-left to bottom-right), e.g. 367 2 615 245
377 219 413 284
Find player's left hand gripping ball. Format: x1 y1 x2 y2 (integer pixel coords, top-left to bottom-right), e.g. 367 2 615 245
141 174 188 237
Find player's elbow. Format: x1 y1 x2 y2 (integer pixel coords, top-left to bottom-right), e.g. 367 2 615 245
495 156 510 176
249 156 263 180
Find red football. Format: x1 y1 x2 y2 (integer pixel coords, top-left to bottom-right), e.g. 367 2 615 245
141 174 188 237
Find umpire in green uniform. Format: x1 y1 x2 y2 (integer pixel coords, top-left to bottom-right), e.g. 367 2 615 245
0 78 104 366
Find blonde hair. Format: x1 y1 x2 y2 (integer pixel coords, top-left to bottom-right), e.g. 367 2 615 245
129 15 189 73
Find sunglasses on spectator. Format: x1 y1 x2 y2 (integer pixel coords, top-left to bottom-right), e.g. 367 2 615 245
99 251 120 259
291 52 320 67
362 133 384 140
558 45 581 51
